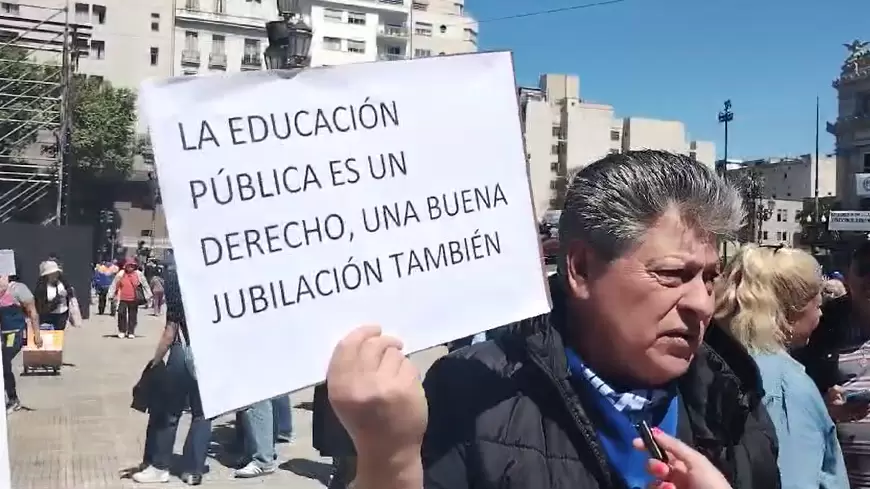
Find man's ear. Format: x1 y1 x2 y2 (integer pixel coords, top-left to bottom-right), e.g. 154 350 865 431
565 241 594 300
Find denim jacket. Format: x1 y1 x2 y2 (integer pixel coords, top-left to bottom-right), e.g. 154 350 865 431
753 350 848 489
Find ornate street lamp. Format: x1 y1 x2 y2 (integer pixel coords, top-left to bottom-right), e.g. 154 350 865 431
264 0 312 69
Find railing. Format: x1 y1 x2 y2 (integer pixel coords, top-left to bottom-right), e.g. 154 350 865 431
208 52 227 68
378 24 408 38
378 53 403 61
181 49 200 65
241 54 261 68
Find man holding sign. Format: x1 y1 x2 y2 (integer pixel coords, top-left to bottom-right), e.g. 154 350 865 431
326 151 781 489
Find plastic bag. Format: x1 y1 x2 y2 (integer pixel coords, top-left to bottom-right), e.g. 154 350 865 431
68 297 83 327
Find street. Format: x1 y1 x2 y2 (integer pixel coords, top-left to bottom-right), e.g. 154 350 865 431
7 309 447 489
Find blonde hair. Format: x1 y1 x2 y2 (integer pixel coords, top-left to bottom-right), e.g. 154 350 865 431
714 245 822 352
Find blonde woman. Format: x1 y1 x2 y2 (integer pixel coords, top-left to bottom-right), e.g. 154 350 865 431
714 245 846 489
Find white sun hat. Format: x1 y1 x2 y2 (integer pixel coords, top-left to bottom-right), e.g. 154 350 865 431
39 260 62 277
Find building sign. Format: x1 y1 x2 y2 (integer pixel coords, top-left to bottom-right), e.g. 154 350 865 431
829 211 870 231
856 173 870 197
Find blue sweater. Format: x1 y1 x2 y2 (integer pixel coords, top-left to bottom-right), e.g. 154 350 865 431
753 351 847 489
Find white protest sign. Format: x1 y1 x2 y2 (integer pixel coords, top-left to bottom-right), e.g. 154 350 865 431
140 51 551 417
0 250 14 276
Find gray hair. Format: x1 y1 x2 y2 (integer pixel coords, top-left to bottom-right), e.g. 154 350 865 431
558 150 744 268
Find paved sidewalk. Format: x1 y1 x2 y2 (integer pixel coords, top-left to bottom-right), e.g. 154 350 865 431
7 308 446 489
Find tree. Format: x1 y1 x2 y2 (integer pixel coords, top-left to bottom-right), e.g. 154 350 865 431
730 169 770 244
67 75 138 179
0 46 61 164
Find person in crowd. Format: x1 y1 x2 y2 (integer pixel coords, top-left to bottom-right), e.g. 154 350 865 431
272 395 294 443
312 382 356 489
149 273 165 316
0 272 42 413
34 260 74 330
132 257 211 486
714 245 847 488
232 399 279 478
822 278 847 303
109 258 152 339
93 261 117 315
795 242 870 487
325 150 779 489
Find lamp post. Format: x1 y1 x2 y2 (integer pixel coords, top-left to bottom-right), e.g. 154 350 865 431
264 0 313 70
717 99 734 262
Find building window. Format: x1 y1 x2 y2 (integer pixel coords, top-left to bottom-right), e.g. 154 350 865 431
464 28 477 44
323 37 341 51
140 229 153 237
864 153 870 172
74 3 88 22
762 231 768 240
184 31 198 50
150 13 160 31
92 4 106 24
213 0 225 13
689 151 697 160
414 22 432 36
609 130 619 141
185 0 198 9
1 2 19 15
150 47 158 65
386 45 401 55
347 39 365 53
794 210 800 222
414 48 431 57
549 180 557 190
454 2 463 14
212 34 225 54
412 1 427 10
347 11 365 25
609 149 620 155
324 8 342 21
551 144 558 155
91 40 105 59
243 38 260 62
550 162 558 171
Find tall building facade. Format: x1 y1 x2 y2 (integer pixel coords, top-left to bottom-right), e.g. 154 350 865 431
725 155 838 247
520 74 716 219
830 40 870 210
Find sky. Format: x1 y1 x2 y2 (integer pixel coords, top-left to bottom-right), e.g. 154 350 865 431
465 0 869 161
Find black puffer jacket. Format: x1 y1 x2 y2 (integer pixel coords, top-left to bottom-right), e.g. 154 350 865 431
422 277 780 489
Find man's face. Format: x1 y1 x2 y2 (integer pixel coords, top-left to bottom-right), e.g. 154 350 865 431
566 209 719 387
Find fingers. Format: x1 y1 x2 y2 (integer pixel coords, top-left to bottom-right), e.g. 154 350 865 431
378 346 406 375
328 325 382 374
650 431 702 465
359 335 404 372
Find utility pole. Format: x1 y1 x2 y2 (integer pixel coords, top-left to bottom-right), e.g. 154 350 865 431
814 96 821 223
718 100 734 261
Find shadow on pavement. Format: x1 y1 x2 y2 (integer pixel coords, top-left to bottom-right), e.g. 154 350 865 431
281 458 332 486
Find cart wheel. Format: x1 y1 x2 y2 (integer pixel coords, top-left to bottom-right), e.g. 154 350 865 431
52 367 59 375
22 367 28 375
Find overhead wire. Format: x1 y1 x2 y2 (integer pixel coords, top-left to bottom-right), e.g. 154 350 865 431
445 0 630 27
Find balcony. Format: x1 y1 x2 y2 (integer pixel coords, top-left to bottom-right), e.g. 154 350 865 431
241 54 261 70
377 24 408 39
378 53 403 61
180 49 200 66
175 7 266 30
208 52 227 69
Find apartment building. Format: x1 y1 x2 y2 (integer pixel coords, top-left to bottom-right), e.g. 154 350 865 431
520 73 716 218
7 0 174 88
296 0 477 66
174 0 277 75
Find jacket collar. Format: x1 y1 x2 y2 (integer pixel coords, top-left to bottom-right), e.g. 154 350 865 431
522 274 764 442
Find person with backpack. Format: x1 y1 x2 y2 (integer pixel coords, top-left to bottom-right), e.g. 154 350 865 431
0 273 43 412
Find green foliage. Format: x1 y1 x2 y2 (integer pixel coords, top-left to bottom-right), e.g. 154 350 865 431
0 46 61 162
797 197 841 248
68 76 137 179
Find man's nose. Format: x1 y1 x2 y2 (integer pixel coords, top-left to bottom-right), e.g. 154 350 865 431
679 274 714 321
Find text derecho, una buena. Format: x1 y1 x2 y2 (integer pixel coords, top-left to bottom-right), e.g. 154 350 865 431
175 98 511 324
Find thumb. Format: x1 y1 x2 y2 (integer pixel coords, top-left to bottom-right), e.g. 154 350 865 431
651 431 705 465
